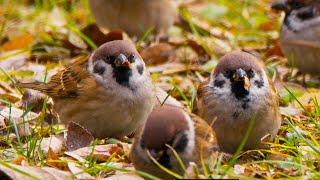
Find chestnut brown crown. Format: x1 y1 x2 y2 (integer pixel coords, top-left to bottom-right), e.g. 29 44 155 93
91 40 140 63
213 51 264 75
140 105 190 151
271 0 320 13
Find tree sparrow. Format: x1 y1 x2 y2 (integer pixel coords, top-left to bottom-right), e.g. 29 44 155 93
271 0 320 74
130 105 217 179
89 0 176 37
197 51 281 153
18 40 154 138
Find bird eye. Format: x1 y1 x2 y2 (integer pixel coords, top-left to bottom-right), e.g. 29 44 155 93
103 55 115 64
224 70 232 78
247 69 255 78
128 54 136 63
290 1 304 9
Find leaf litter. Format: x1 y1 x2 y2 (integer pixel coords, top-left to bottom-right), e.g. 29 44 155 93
0 0 319 179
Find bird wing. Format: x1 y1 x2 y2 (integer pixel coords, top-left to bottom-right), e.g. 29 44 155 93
18 55 90 98
193 79 209 114
191 114 218 156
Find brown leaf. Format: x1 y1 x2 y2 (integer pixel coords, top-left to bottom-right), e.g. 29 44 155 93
140 43 175 65
66 121 94 151
0 107 38 137
265 41 283 58
20 89 48 113
82 24 124 47
0 163 72 180
1 34 34 51
47 148 67 170
11 155 27 165
65 144 124 162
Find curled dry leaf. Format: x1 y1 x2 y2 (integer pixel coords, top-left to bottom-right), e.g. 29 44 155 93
20 89 48 113
67 162 94 179
0 163 72 180
0 34 34 51
140 43 175 65
66 121 94 151
82 24 124 47
41 135 65 155
148 62 199 74
0 107 38 137
46 148 67 170
65 144 124 162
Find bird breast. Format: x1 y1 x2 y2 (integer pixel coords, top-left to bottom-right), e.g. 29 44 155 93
53 79 154 138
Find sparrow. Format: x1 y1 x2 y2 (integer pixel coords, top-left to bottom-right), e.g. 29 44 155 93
89 0 176 37
271 0 320 74
197 51 281 153
130 104 217 180
18 40 154 138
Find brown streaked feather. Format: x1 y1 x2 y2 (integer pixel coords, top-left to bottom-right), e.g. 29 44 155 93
191 114 218 157
193 79 209 114
18 55 90 98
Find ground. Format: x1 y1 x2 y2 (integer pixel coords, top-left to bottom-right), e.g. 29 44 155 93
0 0 319 179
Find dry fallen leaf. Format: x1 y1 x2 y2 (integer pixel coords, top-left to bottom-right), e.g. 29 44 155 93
0 163 72 180
104 174 144 180
66 121 94 151
82 25 124 47
0 107 38 137
65 144 124 162
41 135 65 155
67 162 94 179
20 89 48 113
1 34 34 51
46 148 67 170
140 43 175 65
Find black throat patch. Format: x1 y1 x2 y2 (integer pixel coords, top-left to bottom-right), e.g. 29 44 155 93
231 81 249 100
112 66 133 88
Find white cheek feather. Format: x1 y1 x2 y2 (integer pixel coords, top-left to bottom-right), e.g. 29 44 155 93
205 72 270 122
180 111 195 157
88 56 150 94
286 10 320 31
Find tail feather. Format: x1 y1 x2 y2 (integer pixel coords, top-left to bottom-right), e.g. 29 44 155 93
17 82 48 93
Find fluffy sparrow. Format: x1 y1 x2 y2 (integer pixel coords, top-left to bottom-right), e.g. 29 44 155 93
130 105 217 179
18 40 154 138
89 0 176 37
271 0 320 74
197 51 281 153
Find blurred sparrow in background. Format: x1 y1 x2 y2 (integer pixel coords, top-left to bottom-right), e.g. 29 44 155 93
130 105 217 179
18 40 154 138
197 51 281 153
272 0 320 74
89 0 176 37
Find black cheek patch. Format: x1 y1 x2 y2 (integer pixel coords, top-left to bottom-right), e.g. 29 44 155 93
137 65 144 75
93 63 106 75
158 151 171 169
173 132 189 153
254 79 264 88
297 7 314 20
214 80 225 88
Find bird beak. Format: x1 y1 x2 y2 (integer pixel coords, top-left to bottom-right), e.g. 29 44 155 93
115 53 131 68
233 68 250 91
271 0 288 12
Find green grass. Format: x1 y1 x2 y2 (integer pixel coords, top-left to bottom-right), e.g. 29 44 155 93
0 0 319 179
